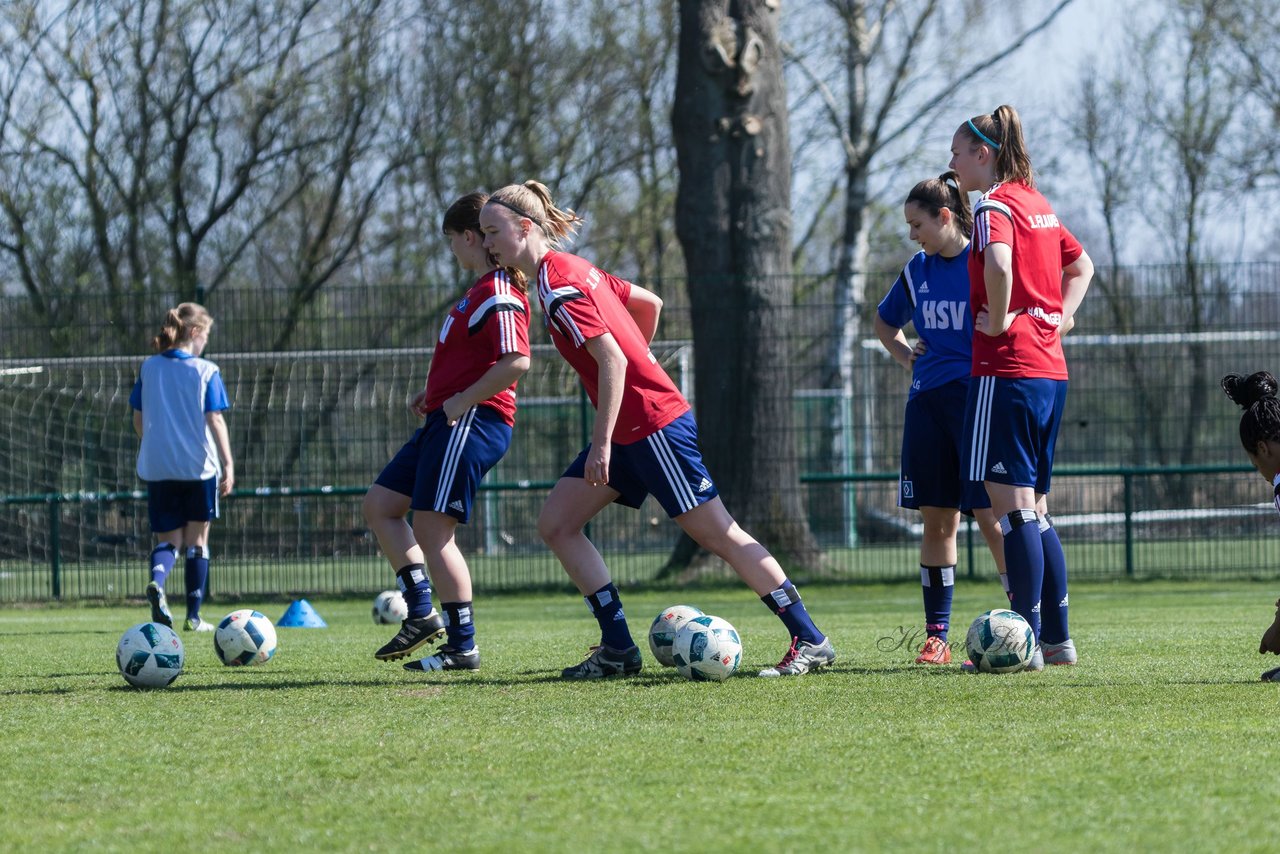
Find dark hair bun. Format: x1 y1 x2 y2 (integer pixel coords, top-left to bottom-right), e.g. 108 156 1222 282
1222 371 1279 409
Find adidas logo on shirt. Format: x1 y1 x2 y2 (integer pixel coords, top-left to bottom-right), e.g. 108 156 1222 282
448 500 465 512
990 462 1008 475
697 478 712 493
918 281 930 293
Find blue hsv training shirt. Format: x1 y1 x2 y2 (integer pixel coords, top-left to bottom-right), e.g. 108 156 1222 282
876 247 975 397
130 350 230 481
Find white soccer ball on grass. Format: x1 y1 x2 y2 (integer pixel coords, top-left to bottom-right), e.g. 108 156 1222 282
117 622 185 688
214 609 278 666
965 609 1035 673
672 615 742 682
648 604 705 667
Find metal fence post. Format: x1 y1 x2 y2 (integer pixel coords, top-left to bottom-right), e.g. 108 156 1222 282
48 496 62 599
1123 471 1135 577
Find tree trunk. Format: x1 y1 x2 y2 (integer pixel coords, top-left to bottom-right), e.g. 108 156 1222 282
667 0 823 576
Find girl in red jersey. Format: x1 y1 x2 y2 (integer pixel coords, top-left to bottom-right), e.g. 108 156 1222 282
363 192 531 673
949 105 1094 670
1220 371 1280 678
479 180 835 680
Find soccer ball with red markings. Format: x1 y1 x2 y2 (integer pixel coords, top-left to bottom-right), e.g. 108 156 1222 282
117 622 185 688
648 604 704 667
214 610 278 666
672 615 742 682
965 609 1035 673
372 590 408 625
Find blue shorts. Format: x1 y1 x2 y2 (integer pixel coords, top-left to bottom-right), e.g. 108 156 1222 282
899 380 990 511
962 376 1068 493
564 411 718 518
374 406 512 522
147 478 219 532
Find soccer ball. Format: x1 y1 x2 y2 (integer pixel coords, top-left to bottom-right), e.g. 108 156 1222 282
672 615 742 682
372 590 408 624
117 622 184 688
648 604 705 667
965 609 1036 673
213 609 278 666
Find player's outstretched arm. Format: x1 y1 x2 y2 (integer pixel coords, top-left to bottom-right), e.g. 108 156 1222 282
623 284 663 344
1059 250 1094 336
206 411 235 497
873 314 916 371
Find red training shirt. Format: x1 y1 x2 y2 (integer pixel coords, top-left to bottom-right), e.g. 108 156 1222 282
424 268 530 426
536 251 689 443
969 181 1084 379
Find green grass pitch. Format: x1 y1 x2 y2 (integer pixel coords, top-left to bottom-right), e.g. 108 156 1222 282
2 580 1279 852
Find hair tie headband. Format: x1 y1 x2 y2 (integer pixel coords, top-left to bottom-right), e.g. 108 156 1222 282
967 118 1001 151
488 197 542 226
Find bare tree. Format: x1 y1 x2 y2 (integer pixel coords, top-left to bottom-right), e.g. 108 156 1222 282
781 1 1074 523
671 0 822 573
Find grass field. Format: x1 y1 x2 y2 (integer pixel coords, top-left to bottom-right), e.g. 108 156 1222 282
3 579 1279 852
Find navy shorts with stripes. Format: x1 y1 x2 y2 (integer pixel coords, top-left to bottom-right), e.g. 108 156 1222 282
899 379 991 511
564 410 719 518
375 406 512 523
962 376 1068 493
146 477 219 532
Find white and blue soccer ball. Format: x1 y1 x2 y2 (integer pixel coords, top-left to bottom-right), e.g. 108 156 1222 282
965 609 1035 673
372 589 408 625
672 615 742 682
117 622 185 688
213 609 278 666
648 604 705 668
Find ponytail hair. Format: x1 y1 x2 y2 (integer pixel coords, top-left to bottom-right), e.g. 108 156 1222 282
152 302 212 352
1222 371 1280 451
905 170 972 236
486 180 584 250
442 190 528 294
962 104 1035 187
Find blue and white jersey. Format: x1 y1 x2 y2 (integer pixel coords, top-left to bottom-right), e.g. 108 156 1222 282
130 350 230 481
876 247 974 397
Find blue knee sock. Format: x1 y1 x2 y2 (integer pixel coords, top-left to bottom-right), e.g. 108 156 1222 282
184 546 209 620
396 564 433 618
761 580 823 646
1038 514 1070 645
442 601 475 651
149 542 177 587
585 583 634 651
920 565 955 640
1001 510 1044 642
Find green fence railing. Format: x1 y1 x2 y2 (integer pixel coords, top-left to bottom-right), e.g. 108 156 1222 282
3 464 1276 602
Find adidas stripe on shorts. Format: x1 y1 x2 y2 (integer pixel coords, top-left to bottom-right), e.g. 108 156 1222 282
961 376 1068 493
375 406 512 523
563 410 719 518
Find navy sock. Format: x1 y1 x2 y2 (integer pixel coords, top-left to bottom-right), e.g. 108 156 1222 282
1001 510 1044 642
442 601 475 651
920 564 955 640
184 546 209 620
585 583 634 651
760 580 823 646
1038 514 1070 645
149 542 177 587
396 564 433 618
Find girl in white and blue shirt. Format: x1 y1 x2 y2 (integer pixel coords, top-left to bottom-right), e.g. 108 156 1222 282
130 303 234 632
